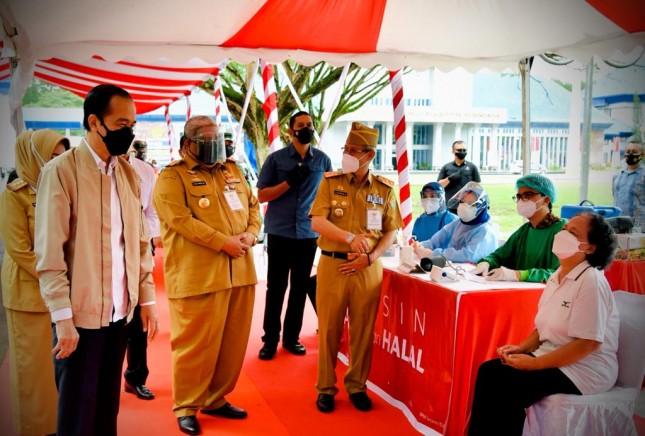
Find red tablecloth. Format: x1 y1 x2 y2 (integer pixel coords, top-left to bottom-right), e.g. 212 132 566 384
604 260 645 294
341 269 543 435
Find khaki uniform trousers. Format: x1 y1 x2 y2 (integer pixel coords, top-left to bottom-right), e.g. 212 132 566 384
316 256 383 396
169 285 254 417
6 308 57 435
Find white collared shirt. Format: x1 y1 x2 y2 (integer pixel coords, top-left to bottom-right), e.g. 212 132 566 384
533 261 619 394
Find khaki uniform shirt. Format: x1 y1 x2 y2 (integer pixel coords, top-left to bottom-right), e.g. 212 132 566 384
310 171 402 250
153 155 261 298
0 179 46 312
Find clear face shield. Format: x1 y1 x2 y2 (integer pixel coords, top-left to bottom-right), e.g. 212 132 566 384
190 132 227 165
446 181 489 215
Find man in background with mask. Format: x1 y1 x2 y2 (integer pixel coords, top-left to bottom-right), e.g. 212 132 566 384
256 110 332 360
122 140 161 401
414 182 498 263
473 174 565 282
438 140 481 214
411 181 458 242
153 115 261 435
35 84 159 435
310 122 402 413
613 139 644 230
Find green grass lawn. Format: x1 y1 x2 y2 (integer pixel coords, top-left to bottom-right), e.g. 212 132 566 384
406 181 614 238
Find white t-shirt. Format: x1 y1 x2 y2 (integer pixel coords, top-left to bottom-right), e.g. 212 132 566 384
533 261 619 394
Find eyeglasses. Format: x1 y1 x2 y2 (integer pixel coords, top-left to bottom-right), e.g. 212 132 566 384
512 192 541 202
454 149 467 153
190 137 218 146
342 147 370 156
625 151 642 156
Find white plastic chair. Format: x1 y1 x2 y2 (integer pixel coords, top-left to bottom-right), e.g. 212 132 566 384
523 291 645 436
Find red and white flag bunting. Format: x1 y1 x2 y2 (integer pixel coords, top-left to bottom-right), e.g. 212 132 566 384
389 70 413 241
260 60 281 154
165 105 174 161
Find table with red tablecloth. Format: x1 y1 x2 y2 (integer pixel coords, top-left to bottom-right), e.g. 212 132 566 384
340 260 544 435
604 260 645 294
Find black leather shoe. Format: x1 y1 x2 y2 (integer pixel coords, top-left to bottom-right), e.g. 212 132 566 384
283 342 306 355
258 344 277 360
316 394 335 413
201 402 248 419
177 416 201 435
349 391 372 411
124 381 155 400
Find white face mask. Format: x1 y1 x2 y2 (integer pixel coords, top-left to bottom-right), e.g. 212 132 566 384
457 202 478 222
552 230 583 260
516 197 544 219
341 153 369 174
421 198 441 215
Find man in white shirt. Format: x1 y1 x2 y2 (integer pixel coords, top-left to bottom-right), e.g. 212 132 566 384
123 140 161 400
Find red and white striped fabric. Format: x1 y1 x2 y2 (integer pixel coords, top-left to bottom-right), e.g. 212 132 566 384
33 56 223 114
165 105 174 161
185 94 191 119
389 70 412 241
213 75 222 126
260 60 281 153
0 41 10 81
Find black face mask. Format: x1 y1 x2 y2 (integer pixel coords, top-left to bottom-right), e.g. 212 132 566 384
225 142 235 158
455 151 467 160
626 154 642 165
98 119 135 156
294 128 314 145
190 137 226 165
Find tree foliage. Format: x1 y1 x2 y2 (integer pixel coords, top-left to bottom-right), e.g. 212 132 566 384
200 60 390 164
22 79 84 108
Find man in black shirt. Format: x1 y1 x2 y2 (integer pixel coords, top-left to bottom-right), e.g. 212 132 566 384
437 140 481 213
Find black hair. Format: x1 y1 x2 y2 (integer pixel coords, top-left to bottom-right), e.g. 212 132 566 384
581 212 617 270
82 84 133 131
289 111 310 129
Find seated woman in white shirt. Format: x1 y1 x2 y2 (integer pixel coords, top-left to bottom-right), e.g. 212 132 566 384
414 182 498 263
468 212 619 436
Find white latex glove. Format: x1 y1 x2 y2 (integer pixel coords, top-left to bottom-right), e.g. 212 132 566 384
486 266 519 282
471 262 490 276
415 247 433 259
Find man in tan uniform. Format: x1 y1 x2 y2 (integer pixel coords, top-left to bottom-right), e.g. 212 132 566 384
310 122 402 413
153 116 261 435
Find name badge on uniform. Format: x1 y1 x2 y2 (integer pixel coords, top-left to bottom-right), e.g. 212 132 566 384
224 189 243 211
366 209 382 230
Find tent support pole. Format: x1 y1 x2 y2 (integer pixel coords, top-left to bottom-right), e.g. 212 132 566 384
519 58 532 175
580 58 593 202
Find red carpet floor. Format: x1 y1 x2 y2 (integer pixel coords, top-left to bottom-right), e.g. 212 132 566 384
116 250 420 435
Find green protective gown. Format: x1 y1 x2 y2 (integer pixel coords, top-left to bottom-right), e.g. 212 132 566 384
477 218 566 283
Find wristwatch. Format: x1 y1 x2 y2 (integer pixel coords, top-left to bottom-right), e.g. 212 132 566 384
345 234 355 244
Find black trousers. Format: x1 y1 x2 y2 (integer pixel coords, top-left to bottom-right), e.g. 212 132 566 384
124 304 149 386
53 319 128 436
468 357 581 436
262 234 317 346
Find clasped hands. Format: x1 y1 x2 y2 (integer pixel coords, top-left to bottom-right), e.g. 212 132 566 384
222 232 255 258
340 233 372 276
497 344 538 370
471 262 519 281
285 164 310 187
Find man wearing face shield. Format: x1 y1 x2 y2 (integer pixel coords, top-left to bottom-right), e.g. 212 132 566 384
153 115 261 435
415 182 498 263
255 111 332 360
612 139 644 229
310 122 402 413
473 174 565 282
437 140 481 214
411 182 458 242
34 84 158 436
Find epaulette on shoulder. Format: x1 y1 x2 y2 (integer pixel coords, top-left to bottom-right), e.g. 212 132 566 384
374 174 394 187
324 170 343 178
164 159 182 167
6 178 28 192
